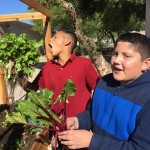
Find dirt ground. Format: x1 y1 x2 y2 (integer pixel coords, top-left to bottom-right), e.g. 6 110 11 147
0 105 35 150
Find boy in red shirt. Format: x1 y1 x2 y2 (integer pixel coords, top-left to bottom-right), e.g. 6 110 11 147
38 29 100 117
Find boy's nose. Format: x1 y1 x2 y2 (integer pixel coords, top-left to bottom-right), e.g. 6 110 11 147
114 56 122 64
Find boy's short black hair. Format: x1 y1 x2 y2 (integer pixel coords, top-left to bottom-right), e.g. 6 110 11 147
115 33 150 60
57 29 77 50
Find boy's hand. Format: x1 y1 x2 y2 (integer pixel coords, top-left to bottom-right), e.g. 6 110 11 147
66 117 79 130
58 130 93 149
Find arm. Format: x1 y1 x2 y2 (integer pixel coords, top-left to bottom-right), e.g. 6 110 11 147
77 108 92 130
59 107 150 150
38 66 45 88
89 108 150 150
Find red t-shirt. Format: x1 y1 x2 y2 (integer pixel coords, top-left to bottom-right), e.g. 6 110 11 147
38 53 100 117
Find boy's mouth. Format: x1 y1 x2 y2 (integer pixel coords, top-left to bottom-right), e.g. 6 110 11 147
49 44 52 48
114 67 123 72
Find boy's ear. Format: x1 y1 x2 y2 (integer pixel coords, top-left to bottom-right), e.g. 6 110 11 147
142 58 150 71
65 38 71 46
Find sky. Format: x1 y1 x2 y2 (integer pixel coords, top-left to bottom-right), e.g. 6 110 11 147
0 0 32 24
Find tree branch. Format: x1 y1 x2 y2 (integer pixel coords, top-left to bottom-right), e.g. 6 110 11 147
62 1 112 76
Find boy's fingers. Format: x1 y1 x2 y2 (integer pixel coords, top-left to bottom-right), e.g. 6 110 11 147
60 139 72 145
58 130 74 141
59 130 71 135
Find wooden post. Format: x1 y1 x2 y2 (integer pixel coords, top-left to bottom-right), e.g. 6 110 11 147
42 15 53 60
20 0 52 60
0 67 8 105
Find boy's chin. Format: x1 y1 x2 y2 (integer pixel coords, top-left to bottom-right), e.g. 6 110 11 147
113 75 126 84
113 73 122 81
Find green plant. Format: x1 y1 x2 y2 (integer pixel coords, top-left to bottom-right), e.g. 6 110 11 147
3 79 76 131
8 138 25 150
16 139 25 150
0 33 43 82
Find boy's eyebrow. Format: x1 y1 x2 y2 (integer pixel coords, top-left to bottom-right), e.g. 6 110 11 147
122 51 132 54
113 50 132 55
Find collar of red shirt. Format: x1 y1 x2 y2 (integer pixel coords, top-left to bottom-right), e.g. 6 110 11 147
52 53 76 66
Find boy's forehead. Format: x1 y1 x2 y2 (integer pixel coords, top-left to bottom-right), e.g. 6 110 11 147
54 31 62 35
115 41 134 50
54 31 67 37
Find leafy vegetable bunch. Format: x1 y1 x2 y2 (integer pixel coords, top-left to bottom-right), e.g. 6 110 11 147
3 79 76 132
0 33 43 82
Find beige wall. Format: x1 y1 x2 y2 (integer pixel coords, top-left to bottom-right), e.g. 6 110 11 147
0 21 42 41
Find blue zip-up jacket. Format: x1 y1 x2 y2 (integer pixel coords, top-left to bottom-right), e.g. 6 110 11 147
77 70 150 150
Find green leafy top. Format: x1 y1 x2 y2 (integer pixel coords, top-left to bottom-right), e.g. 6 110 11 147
3 79 76 131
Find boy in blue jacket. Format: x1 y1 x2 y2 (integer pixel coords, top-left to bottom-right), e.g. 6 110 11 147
58 32 150 150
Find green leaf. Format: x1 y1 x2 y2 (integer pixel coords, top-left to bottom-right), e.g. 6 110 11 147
48 110 61 123
56 79 76 102
28 89 53 108
16 100 39 120
11 112 27 123
2 110 27 127
0 43 7 49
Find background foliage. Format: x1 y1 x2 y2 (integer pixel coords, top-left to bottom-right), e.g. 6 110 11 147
27 0 146 75
32 0 145 50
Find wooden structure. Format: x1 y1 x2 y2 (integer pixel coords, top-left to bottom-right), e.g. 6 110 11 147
31 124 50 150
0 0 52 60
0 67 8 105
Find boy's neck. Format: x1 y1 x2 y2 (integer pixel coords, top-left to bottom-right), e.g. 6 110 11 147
58 53 72 66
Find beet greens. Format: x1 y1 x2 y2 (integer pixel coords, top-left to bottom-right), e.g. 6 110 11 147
3 79 76 132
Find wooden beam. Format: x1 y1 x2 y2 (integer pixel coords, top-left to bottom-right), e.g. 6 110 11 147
0 12 43 22
20 0 51 18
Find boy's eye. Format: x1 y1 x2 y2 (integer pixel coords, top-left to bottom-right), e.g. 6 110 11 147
124 55 131 58
112 52 118 56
